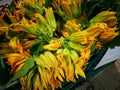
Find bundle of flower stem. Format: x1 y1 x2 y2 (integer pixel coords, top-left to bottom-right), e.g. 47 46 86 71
0 0 119 90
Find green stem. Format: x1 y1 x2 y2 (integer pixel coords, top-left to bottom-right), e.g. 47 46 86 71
0 54 5 69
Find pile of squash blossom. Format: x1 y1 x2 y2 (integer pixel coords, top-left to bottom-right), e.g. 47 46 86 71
0 0 119 90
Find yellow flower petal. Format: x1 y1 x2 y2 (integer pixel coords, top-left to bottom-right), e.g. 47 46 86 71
43 42 62 50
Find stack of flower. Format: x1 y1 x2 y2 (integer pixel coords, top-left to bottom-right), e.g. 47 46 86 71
0 0 119 90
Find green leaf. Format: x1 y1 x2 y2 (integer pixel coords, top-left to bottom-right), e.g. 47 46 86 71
43 35 52 43
5 57 35 86
45 0 52 7
63 40 71 50
30 40 44 55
